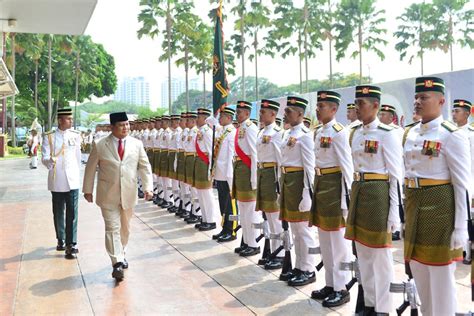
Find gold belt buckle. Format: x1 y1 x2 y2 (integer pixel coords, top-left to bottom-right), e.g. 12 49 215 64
408 178 419 189
315 168 322 176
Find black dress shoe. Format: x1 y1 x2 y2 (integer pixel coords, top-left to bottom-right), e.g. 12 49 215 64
322 290 350 307
280 268 301 282
239 246 260 257
65 244 79 259
161 201 173 208
311 286 334 300
217 233 237 243
180 211 190 219
392 231 401 241
234 243 248 254
264 257 284 270
358 306 375 316
199 222 216 231
195 222 203 229
288 270 316 286
167 205 177 213
212 230 224 240
186 215 200 224
56 240 66 251
112 262 124 281
138 190 144 199
123 259 128 269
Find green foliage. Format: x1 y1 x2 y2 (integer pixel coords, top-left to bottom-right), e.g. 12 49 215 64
7 146 25 155
79 101 145 114
137 107 168 119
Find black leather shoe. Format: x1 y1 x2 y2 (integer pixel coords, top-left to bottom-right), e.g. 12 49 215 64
288 271 316 286
167 205 177 213
239 246 260 257
322 290 350 307
234 243 248 254
199 222 216 231
112 262 124 281
56 240 66 251
186 215 200 224
180 210 190 219
217 233 237 243
152 195 159 204
357 306 375 316
195 222 203 229
392 231 401 241
123 259 128 269
311 286 334 300
138 190 144 199
264 258 284 270
161 201 173 208
212 230 224 240
65 244 78 259
280 268 301 282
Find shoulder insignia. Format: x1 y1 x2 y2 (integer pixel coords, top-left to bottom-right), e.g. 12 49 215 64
467 125 474 132
351 123 363 130
377 123 394 131
302 127 309 133
441 120 458 132
246 121 252 127
314 124 323 130
332 122 344 133
273 126 282 132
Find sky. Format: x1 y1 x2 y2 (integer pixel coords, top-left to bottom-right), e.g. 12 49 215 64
85 0 474 108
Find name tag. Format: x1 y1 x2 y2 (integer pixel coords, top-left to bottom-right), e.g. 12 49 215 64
421 140 441 157
364 140 378 154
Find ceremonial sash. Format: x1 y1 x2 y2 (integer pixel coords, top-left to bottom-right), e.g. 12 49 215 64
195 138 209 165
234 128 251 169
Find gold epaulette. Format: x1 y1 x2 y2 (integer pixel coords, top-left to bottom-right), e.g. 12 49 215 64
273 125 282 132
332 122 344 132
441 120 458 132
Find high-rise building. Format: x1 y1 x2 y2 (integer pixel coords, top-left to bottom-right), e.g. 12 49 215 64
161 77 202 108
114 77 150 106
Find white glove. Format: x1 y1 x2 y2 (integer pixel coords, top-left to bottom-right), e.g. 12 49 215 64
342 209 348 221
205 116 218 127
387 220 400 233
298 188 312 212
450 229 468 250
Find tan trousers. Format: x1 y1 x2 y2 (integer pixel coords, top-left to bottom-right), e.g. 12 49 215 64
101 207 133 265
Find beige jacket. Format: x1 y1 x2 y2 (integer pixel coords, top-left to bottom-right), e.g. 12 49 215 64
82 134 152 210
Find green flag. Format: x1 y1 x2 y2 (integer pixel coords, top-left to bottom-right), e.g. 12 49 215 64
212 1 229 115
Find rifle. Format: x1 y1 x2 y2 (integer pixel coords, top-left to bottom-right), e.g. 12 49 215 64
267 220 292 281
390 181 419 315
340 179 365 313
254 212 271 265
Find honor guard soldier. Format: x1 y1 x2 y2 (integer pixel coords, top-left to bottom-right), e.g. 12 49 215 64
175 113 190 216
158 116 173 208
309 91 353 307
183 111 202 223
207 106 237 242
28 129 41 169
255 99 285 268
451 99 474 265
346 103 360 128
280 96 317 286
404 78 471 315
41 107 82 258
153 117 164 204
167 114 182 212
344 85 403 315
194 108 218 231
233 101 261 257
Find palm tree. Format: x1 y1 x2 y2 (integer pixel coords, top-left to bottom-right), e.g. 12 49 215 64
334 0 387 83
394 2 434 75
315 0 337 88
430 0 474 71
230 0 249 100
138 0 176 113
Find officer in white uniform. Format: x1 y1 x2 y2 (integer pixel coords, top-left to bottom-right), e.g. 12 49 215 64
167 115 182 212
309 91 353 307
345 85 403 315
41 107 82 257
404 78 471 316
279 96 317 287
346 103 360 128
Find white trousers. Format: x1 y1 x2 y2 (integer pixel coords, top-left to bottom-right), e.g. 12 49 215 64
197 188 217 223
160 176 172 202
290 221 317 272
355 242 393 313
410 260 457 316
30 156 38 168
264 212 283 256
238 201 259 247
190 187 201 216
181 183 191 211
171 179 180 207
101 207 133 265
318 228 351 291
